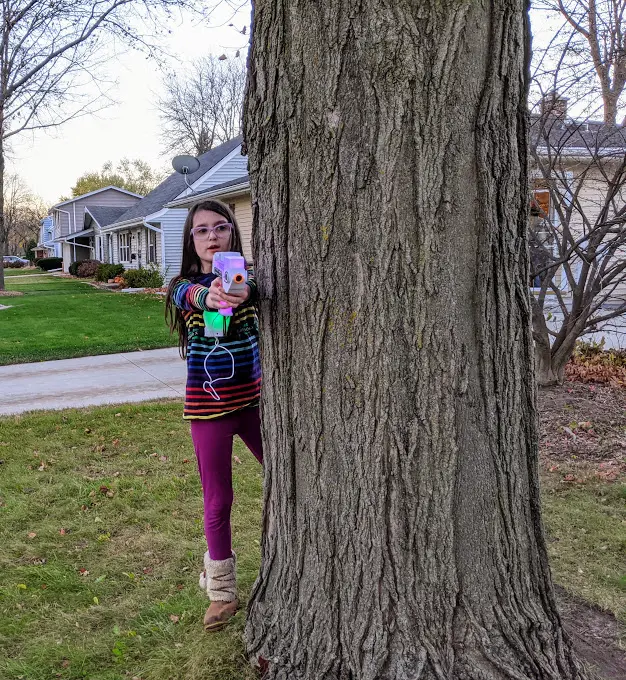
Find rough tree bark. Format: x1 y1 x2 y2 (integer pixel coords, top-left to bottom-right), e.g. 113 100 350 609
244 1 586 678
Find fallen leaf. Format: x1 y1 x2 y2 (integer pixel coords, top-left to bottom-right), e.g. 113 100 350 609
27 532 37 539
112 439 120 447
79 568 90 576
61 659 70 668
159 455 167 463
182 459 190 463
169 614 180 623
115 413 121 417
59 528 67 535
234 456 242 465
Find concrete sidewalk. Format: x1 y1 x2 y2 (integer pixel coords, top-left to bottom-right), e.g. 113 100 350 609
0 347 186 416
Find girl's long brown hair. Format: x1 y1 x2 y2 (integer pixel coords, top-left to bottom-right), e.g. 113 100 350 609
165 199 245 358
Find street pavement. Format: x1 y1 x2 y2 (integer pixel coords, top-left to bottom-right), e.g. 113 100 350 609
0 347 186 416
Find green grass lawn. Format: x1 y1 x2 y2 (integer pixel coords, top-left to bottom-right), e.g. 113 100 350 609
0 402 623 680
0 402 261 680
4 268 44 277
543 479 626 619
0 275 176 365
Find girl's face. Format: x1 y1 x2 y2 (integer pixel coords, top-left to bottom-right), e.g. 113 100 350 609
191 209 233 272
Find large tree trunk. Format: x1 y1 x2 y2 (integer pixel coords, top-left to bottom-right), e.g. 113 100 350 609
244 1 585 678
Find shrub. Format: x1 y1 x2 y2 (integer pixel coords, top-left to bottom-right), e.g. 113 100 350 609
76 259 101 278
95 263 125 282
68 261 81 276
36 257 63 271
122 264 164 288
5 260 26 268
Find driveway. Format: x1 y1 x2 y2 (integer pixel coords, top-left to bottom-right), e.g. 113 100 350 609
0 348 186 416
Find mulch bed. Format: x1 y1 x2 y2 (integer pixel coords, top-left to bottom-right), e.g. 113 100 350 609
539 381 626 482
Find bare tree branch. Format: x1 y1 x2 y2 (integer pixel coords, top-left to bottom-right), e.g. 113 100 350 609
156 54 246 157
0 0 223 290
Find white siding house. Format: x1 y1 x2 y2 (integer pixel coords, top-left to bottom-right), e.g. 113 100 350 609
101 137 249 283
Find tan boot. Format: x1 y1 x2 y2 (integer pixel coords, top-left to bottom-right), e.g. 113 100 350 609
198 551 238 631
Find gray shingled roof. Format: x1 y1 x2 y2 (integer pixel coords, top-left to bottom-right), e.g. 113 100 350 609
86 206 129 228
110 137 243 226
531 114 626 153
165 175 250 206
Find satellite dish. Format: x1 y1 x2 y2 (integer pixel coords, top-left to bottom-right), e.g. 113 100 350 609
172 155 200 175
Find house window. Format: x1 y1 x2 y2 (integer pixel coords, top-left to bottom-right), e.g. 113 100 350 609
530 182 556 288
530 188 550 219
148 230 157 263
119 233 130 262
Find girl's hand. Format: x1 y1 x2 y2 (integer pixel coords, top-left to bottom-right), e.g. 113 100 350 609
208 278 250 310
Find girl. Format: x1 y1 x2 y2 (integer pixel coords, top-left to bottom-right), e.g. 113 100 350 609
165 199 262 631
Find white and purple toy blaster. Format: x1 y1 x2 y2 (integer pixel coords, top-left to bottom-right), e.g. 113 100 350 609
212 251 248 317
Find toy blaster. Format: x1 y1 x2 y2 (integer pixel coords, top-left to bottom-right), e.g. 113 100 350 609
212 252 248 317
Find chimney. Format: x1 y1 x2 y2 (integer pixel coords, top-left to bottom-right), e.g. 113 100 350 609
540 91 568 118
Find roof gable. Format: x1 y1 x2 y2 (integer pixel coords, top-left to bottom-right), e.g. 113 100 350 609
108 137 243 227
85 206 129 228
52 185 143 208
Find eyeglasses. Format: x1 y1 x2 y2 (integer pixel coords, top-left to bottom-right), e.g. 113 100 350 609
191 223 232 240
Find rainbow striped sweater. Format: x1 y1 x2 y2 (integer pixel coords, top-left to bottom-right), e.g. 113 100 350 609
171 272 261 420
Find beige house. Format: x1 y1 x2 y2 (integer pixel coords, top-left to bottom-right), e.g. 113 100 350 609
530 95 626 348
164 177 252 260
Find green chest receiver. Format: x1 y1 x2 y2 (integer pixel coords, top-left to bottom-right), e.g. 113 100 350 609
203 310 231 339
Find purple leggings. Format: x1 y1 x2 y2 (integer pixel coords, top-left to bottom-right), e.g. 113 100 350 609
191 407 263 561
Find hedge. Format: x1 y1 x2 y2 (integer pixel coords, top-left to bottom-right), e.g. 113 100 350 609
35 257 63 271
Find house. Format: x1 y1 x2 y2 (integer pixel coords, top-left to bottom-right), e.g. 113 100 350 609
530 92 626 348
530 94 626 298
35 216 61 260
98 136 249 282
52 187 143 272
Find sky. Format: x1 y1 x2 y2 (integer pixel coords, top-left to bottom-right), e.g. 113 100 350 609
8 5 561 209
9 2 252 207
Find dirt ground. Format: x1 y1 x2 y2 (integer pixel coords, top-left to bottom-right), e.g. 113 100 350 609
539 383 626 679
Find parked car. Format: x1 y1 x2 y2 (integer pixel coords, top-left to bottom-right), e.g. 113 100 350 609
3 255 29 266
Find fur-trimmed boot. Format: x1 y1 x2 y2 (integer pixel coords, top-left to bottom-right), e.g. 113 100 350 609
198 551 239 631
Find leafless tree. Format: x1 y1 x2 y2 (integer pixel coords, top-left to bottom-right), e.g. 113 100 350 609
534 1 626 123
156 55 246 157
1 173 45 257
527 2 626 384
0 0 214 291
529 99 626 384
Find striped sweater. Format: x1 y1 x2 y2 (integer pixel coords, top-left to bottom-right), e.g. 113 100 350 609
171 272 261 420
